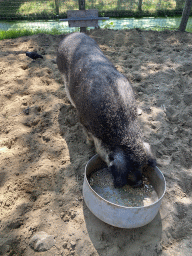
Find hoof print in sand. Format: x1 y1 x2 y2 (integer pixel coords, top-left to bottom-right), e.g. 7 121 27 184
29 231 55 252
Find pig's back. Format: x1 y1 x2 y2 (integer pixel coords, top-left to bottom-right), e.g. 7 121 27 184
57 32 138 145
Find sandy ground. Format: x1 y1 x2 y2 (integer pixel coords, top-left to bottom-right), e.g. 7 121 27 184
0 29 192 256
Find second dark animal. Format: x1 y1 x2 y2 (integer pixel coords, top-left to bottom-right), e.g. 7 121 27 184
26 52 43 60
57 32 156 188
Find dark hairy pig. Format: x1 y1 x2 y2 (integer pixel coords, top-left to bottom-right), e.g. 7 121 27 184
57 32 156 187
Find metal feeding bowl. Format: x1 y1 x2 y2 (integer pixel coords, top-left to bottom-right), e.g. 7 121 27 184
83 154 166 229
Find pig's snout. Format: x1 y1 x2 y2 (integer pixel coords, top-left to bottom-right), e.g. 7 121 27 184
111 159 143 188
113 175 128 188
127 170 143 188
109 151 143 188
111 167 143 188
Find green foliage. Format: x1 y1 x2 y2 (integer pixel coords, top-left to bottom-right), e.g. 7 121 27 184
0 26 80 40
0 0 186 21
0 29 34 40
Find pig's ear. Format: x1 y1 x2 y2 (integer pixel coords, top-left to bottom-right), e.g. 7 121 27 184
143 142 156 167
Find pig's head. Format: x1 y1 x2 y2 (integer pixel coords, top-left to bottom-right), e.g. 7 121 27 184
109 143 156 188
109 151 143 188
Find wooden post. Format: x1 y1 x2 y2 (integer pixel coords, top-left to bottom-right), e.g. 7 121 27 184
79 0 86 33
55 0 59 16
179 0 192 32
138 0 143 12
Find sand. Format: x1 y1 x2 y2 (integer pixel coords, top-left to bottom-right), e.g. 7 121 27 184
0 29 192 255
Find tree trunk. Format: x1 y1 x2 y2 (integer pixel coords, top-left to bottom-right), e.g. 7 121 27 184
79 0 85 10
55 0 59 15
79 0 86 33
179 0 192 32
138 0 143 12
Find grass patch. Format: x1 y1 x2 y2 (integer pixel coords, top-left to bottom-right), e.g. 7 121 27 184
0 29 34 40
0 27 70 40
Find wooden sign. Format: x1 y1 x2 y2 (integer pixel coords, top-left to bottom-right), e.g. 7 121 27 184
67 10 99 28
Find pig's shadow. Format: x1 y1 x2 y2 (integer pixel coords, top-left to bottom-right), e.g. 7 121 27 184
83 201 163 255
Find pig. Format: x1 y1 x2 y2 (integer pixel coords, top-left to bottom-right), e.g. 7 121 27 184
57 32 156 188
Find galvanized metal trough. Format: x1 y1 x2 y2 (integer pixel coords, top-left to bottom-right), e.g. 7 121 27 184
83 154 166 229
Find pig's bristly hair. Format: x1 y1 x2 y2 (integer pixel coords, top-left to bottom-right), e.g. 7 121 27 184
57 32 156 187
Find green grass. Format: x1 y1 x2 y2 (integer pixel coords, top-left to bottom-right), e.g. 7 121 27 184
0 29 34 40
0 27 65 40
